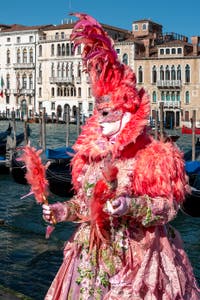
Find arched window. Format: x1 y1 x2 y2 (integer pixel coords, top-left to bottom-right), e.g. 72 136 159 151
17 49 20 63
29 48 33 63
77 62 81 78
176 91 180 101
62 44 65 56
39 64 42 78
22 74 27 89
6 74 10 89
185 64 190 83
166 91 170 101
66 63 69 77
138 66 143 83
51 44 54 56
57 87 60 96
161 91 165 101
61 63 65 77
51 87 55 97
7 49 11 64
51 63 55 77
171 91 175 101
185 91 190 104
122 53 128 65
165 65 170 80
66 43 70 56
152 66 157 83
78 87 81 97
152 91 157 103
177 65 181 80
70 63 74 78
57 63 61 77
23 49 27 63
171 65 176 80
57 44 61 56
39 45 42 57
29 75 33 89
160 66 164 80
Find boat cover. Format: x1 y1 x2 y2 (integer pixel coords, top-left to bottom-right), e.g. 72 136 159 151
45 146 75 159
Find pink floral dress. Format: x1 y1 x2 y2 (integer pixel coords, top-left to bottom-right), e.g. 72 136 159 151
45 137 200 300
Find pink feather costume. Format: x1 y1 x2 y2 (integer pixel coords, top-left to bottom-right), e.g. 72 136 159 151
45 13 200 299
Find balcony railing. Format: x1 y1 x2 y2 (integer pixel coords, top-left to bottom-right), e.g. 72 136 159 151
158 100 180 108
39 34 71 42
157 80 181 88
49 77 74 84
13 89 35 96
13 63 35 69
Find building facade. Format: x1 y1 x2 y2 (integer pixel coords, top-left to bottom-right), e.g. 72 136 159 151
0 18 200 127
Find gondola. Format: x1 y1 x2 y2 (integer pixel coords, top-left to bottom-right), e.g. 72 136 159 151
181 145 200 217
45 146 74 197
0 123 12 141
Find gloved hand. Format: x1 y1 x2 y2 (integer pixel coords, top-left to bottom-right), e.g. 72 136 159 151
42 202 68 224
105 196 130 216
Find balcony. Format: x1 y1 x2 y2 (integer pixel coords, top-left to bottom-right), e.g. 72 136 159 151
13 89 35 96
49 77 74 84
157 80 181 88
13 63 35 69
158 100 180 108
39 34 71 42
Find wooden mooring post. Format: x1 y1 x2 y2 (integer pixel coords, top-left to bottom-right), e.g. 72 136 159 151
192 110 196 161
159 102 164 141
65 105 70 147
39 108 46 151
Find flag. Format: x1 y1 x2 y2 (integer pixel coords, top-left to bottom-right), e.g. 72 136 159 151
0 76 4 98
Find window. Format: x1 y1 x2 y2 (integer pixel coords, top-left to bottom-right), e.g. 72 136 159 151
152 66 157 84
152 91 157 103
142 23 147 30
161 91 165 101
166 91 170 101
166 48 170 55
39 45 42 57
185 111 189 121
29 48 33 63
78 87 81 97
51 87 55 97
6 50 11 64
171 91 175 101
39 87 42 97
6 95 10 104
22 74 27 89
39 101 42 109
23 49 27 63
17 49 20 63
172 48 176 54
171 65 176 80
116 48 120 54
165 65 170 80
89 102 93 111
17 36 21 43
122 53 128 65
29 75 33 89
6 74 10 89
185 91 190 104
55 32 59 40
133 24 138 31
77 45 81 55
61 32 65 39
51 102 55 110
177 65 181 80
39 64 42 78
160 49 164 55
176 91 180 101
51 44 55 56
57 44 61 56
185 64 190 83
62 44 65 56
160 66 164 80
88 87 91 97
138 66 143 83
29 36 34 43
7 37 11 42
177 47 182 54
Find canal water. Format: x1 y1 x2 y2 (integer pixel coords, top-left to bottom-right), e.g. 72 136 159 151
0 121 200 299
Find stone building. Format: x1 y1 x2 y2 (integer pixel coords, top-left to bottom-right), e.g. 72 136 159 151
0 17 200 127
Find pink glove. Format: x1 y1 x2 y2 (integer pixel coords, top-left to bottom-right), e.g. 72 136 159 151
42 202 68 224
105 196 130 216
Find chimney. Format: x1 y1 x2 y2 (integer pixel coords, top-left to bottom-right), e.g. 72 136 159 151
191 36 200 56
143 39 150 57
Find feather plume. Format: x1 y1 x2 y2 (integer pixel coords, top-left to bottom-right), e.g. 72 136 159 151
19 144 49 203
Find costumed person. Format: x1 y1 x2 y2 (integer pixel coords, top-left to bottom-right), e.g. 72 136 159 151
42 13 200 299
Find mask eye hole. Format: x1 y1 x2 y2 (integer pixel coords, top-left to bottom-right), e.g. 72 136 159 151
102 111 109 116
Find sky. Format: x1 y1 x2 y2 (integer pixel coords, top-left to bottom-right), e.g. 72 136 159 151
0 0 200 39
